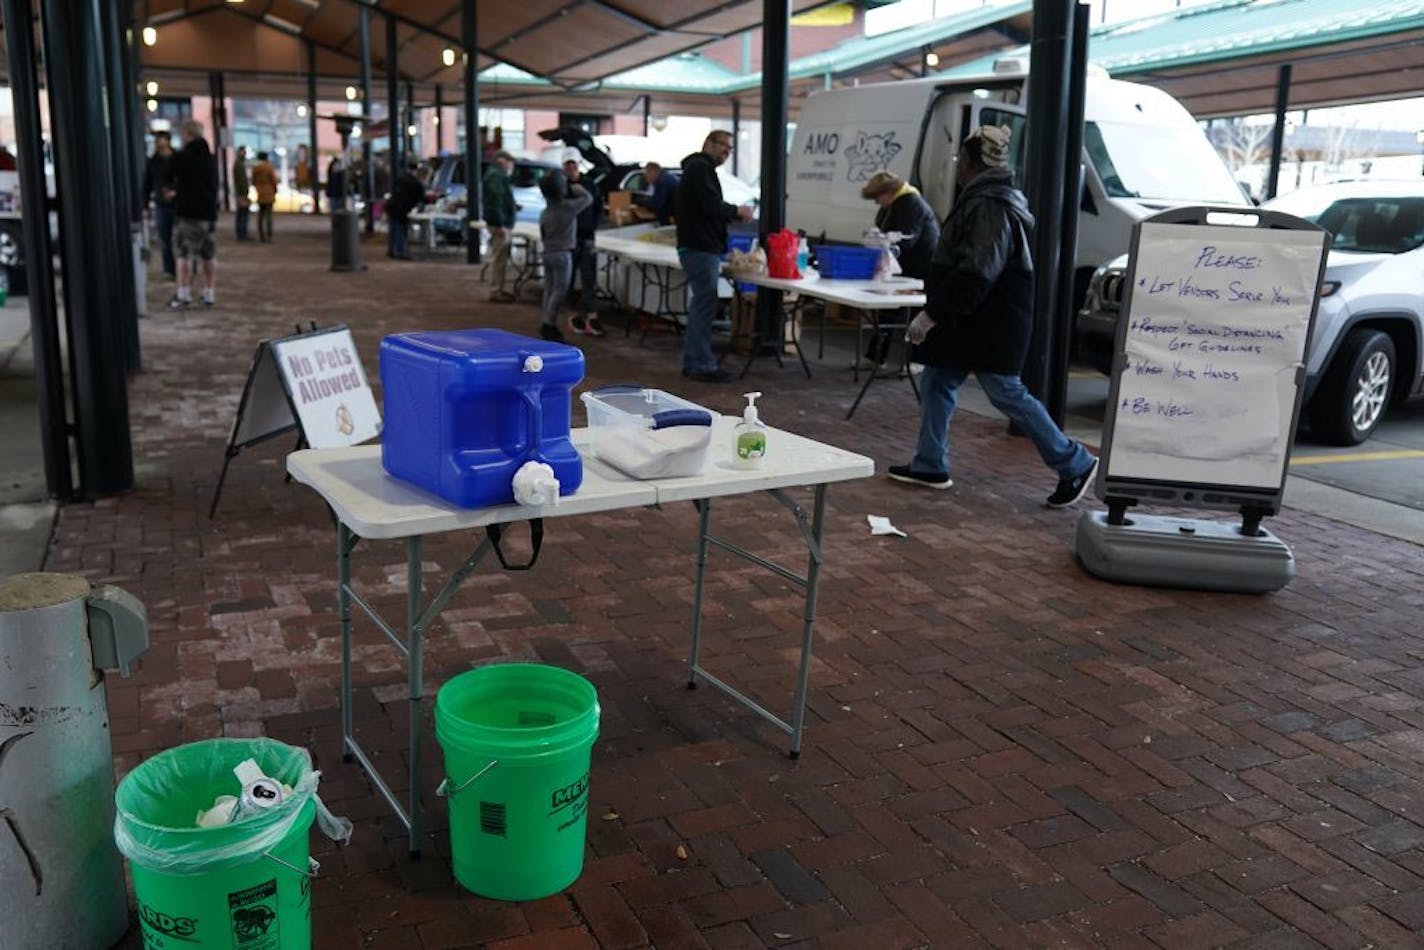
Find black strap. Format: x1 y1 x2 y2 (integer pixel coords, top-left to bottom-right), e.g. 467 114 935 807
485 520 544 571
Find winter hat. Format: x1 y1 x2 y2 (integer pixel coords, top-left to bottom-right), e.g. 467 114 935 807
860 170 905 200
965 125 1011 169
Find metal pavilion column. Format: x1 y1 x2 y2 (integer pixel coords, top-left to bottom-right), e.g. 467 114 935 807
434 84 444 154
1022 0 1074 407
99 0 141 373
386 13 401 177
359 4 375 233
731 99 741 177
210 72 230 215
463 0 481 264
1046 1 1091 426
38 0 134 496
2 0 71 499
753 0 791 352
307 40 321 214
406 82 416 157
1265 65 1292 201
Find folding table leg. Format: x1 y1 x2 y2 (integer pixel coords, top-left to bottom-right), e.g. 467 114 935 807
789 485 828 757
338 522 354 763
687 498 713 687
406 537 424 858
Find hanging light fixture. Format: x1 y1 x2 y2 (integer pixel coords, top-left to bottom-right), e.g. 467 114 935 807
442 48 457 67
142 26 157 45
146 98 159 112
297 104 308 117
924 51 940 68
146 80 158 96
345 86 358 101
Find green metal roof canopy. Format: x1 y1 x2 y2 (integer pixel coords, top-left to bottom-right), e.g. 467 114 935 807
941 0 1424 118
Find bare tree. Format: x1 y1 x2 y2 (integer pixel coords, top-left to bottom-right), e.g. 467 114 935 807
1321 120 1382 171
1215 117 1275 172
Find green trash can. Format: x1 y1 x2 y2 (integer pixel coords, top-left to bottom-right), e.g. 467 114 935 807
435 664 599 901
114 738 351 950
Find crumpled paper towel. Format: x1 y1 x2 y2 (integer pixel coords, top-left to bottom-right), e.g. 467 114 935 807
512 460 560 507
867 515 906 538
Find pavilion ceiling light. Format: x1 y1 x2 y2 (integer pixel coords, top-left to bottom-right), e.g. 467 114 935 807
262 13 302 36
407 124 417 137
142 26 157 46
924 51 939 67
297 104 308 117
146 99 158 112
442 48 457 67
345 86 358 100
146 80 158 95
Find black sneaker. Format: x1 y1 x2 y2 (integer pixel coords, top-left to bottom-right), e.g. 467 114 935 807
539 324 565 342
683 368 734 383
887 465 952 489
568 315 588 335
167 296 190 310
1047 457 1099 508
584 315 607 338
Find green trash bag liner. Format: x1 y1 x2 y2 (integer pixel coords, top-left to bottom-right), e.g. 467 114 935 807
114 737 352 875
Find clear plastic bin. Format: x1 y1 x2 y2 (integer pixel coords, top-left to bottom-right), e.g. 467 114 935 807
581 386 714 479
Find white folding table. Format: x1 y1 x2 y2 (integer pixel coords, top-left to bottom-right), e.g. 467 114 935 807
733 271 927 417
287 419 873 855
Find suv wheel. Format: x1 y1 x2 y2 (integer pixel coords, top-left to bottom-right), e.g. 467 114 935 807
1309 328 1395 445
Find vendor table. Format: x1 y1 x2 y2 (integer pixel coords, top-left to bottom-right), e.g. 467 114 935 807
732 271 926 417
595 228 687 337
287 419 873 855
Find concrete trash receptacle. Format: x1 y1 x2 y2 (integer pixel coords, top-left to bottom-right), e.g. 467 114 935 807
0 573 149 949
330 209 362 272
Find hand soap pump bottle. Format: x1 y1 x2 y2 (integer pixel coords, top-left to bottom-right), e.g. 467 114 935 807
734 392 768 469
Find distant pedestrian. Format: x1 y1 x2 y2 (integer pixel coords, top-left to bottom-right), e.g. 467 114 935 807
142 131 177 279
537 170 592 343
326 156 347 211
231 145 251 241
562 154 604 336
675 130 755 383
386 161 425 260
163 119 218 309
632 162 677 225
484 150 518 303
890 125 1098 507
251 151 279 242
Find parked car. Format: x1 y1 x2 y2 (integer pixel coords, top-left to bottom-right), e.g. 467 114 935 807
247 184 314 214
423 155 560 240
1077 179 1424 445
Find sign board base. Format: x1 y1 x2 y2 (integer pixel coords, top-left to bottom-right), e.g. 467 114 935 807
1075 510 1295 594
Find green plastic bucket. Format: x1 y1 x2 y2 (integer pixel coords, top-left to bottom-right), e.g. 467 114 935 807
115 739 321 950
435 663 599 900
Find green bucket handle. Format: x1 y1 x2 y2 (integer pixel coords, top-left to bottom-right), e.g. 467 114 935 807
263 853 320 879
436 759 499 800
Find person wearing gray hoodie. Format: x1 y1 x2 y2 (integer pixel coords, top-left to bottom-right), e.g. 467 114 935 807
537 170 592 342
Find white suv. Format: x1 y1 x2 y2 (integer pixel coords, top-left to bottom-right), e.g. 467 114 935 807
1077 180 1424 445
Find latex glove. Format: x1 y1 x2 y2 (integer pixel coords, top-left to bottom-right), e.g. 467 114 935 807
737 204 756 221
906 310 935 346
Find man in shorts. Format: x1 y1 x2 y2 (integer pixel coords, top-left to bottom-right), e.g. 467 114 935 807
165 119 219 309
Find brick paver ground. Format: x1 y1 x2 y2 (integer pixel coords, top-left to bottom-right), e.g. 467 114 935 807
69 216 1424 948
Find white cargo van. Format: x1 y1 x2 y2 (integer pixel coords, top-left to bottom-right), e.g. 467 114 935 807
786 58 1248 304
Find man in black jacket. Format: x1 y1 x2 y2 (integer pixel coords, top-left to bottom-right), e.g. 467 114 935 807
164 119 219 309
675 130 754 383
889 126 1097 507
386 161 425 260
141 131 177 279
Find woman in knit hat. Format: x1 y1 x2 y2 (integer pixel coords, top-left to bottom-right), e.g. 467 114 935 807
859 170 941 367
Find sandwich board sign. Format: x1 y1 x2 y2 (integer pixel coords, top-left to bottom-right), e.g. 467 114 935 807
210 324 380 517
1077 206 1329 592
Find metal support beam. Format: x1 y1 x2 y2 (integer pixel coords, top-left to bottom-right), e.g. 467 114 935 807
1021 0 1074 404
386 13 401 178
731 99 741 177
210 72 229 213
463 0 481 265
754 0 791 353
1047 1 1090 426
1265 64 1292 201
405 81 415 158
307 40 321 214
358 4 375 233
434 84 444 154
642 95 650 137
39 0 134 497
100 0 141 373
2 0 72 499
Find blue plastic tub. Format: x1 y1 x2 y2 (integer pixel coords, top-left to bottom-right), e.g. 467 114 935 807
812 244 881 280
380 328 585 508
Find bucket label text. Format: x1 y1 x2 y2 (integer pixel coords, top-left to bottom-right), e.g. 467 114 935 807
229 878 281 949
138 902 198 947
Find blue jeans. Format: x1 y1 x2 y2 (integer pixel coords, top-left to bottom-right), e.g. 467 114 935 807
912 365 1094 479
234 204 250 240
388 215 409 257
678 248 721 374
154 203 176 277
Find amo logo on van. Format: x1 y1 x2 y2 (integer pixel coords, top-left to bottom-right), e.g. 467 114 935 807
139 902 199 941
843 131 903 182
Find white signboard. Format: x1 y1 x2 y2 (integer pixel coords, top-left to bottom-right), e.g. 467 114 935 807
1104 221 1327 492
269 327 381 449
